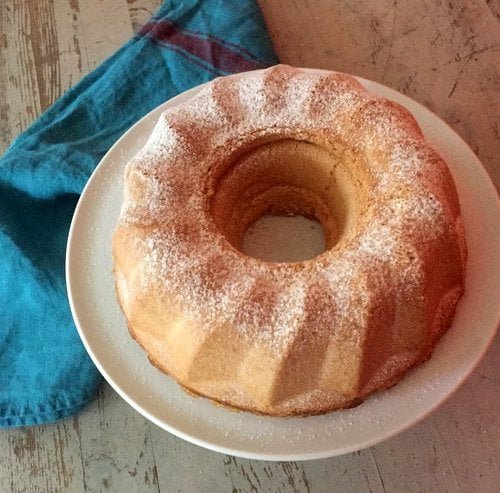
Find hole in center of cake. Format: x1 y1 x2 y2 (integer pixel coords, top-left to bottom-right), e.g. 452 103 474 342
210 138 366 263
241 213 326 262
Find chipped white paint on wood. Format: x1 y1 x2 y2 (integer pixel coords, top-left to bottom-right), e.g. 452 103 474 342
2 0 44 138
0 421 85 492
127 0 163 33
73 0 133 70
0 0 499 491
75 386 159 492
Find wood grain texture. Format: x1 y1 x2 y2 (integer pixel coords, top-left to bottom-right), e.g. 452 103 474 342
75 386 159 493
1 422 85 492
0 0 499 492
127 0 163 33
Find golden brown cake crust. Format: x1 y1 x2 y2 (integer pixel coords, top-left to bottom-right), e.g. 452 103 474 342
112 65 467 416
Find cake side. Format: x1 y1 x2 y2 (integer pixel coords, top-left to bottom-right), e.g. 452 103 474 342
112 65 466 416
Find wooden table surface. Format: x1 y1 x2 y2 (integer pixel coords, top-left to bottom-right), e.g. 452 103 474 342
1 0 499 491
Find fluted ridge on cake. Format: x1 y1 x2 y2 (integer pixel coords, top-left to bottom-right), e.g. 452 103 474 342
112 65 467 416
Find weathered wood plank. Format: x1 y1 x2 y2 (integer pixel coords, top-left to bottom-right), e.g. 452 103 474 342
74 0 133 70
0 0 11 152
126 0 163 33
50 0 91 92
0 0 134 148
369 423 461 492
150 428 389 492
3 0 44 138
0 423 85 493
75 385 159 493
24 0 61 111
430 332 500 493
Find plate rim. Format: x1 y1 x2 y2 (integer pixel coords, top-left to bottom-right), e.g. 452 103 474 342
66 68 500 461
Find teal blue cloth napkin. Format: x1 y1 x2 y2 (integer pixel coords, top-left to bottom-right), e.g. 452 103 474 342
0 0 278 428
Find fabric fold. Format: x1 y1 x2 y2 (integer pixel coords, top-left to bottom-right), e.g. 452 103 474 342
0 0 278 428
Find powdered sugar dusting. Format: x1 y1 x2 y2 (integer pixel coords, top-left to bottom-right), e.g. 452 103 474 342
283 74 318 117
137 115 180 161
320 257 367 324
113 65 466 415
119 173 172 226
138 223 308 353
377 140 427 188
265 281 308 351
186 85 223 122
237 76 266 119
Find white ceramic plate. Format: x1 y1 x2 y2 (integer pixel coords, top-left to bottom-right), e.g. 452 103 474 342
66 69 500 461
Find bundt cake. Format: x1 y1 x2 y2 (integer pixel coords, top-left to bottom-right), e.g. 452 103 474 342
112 65 467 416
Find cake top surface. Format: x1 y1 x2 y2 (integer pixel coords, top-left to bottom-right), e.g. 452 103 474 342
116 65 464 355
